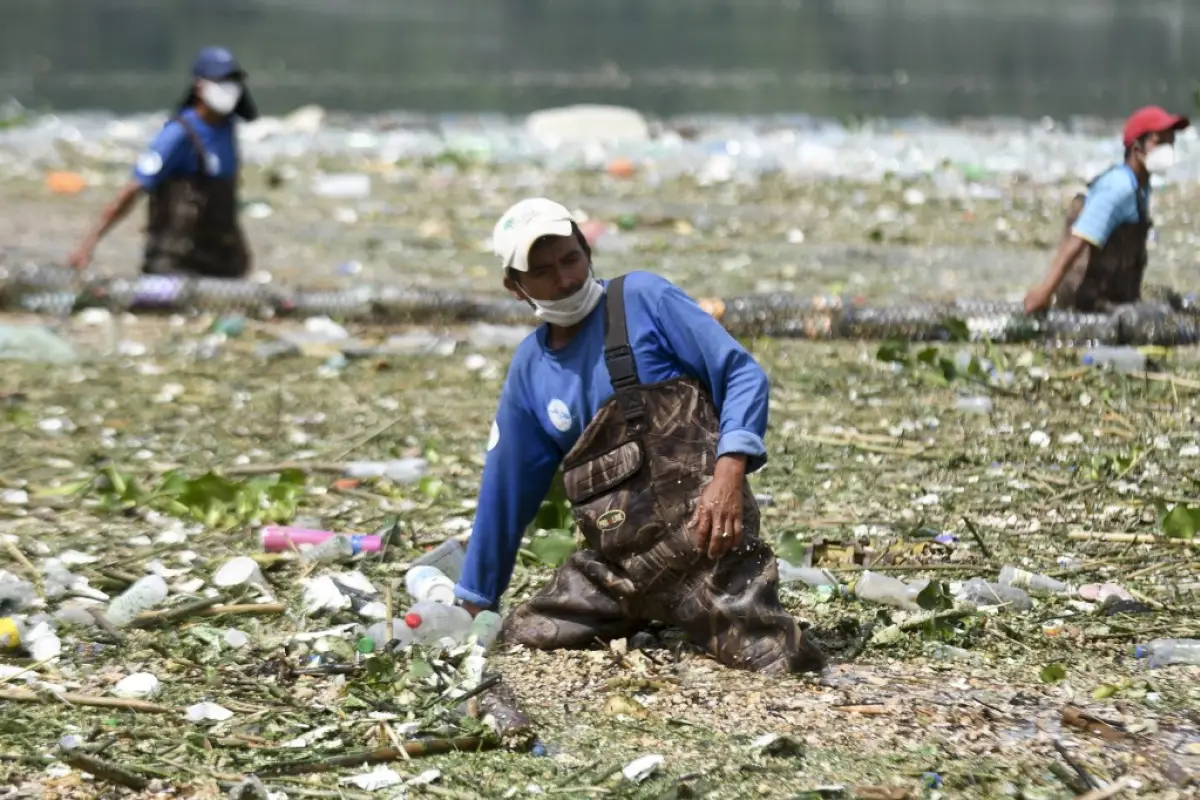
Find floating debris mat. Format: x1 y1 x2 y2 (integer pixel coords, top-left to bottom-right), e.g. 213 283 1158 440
0 261 1197 346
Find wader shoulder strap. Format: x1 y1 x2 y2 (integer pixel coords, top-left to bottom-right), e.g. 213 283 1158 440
173 116 209 175
602 275 646 427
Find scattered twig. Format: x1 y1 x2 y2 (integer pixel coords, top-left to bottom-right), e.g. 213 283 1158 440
86 607 125 642
329 414 406 461
222 461 347 477
131 596 224 628
1053 739 1099 790
1076 775 1137 800
1068 532 1193 546
199 602 288 617
425 673 503 711
961 516 993 561
59 747 151 791
0 689 173 713
3 539 42 595
258 736 495 776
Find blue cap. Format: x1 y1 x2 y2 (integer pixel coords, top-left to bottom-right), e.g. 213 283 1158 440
178 46 259 122
192 47 245 81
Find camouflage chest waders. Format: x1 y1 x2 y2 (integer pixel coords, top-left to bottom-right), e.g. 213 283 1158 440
1054 168 1151 312
143 116 249 279
501 275 825 675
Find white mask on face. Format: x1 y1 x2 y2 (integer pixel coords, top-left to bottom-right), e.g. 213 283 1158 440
199 80 242 116
1144 142 1176 173
521 277 604 327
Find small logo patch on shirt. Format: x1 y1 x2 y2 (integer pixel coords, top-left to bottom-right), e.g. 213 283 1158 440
546 398 572 432
204 152 221 176
136 151 163 177
487 420 500 451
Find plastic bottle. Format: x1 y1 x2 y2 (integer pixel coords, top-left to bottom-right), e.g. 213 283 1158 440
853 571 926 611
468 610 504 651
956 578 1032 612
405 566 456 605
1081 346 1145 374
1134 638 1200 667
924 642 975 661
955 396 993 415
404 601 473 645
299 535 357 565
105 575 169 628
344 458 428 485
998 565 1068 595
365 618 414 651
411 539 467 583
777 560 839 588
261 526 382 554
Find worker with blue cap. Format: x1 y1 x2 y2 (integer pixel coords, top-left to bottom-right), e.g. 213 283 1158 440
68 46 259 278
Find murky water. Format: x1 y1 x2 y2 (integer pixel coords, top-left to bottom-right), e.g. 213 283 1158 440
2 0 1199 119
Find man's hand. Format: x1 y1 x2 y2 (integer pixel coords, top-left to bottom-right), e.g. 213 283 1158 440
1023 285 1054 315
67 241 95 271
688 454 747 559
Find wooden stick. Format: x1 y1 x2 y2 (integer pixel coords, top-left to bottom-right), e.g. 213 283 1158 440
1068 532 1194 545
199 602 287 617
0 690 173 714
222 462 346 477
1076 775 1136 800
131 597 223 628
258 736 494 776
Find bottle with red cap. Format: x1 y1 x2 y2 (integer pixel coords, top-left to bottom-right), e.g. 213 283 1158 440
404 601 473 645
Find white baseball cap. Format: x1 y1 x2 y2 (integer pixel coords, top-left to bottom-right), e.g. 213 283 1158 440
491 198 577 273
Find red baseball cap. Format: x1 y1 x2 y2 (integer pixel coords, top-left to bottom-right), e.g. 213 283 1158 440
1123 106 1190 147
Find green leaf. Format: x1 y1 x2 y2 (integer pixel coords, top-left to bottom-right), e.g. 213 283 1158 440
916 580 953 612
1160 504 1200 540
876 338 910 365
527 529 577 567
936 357 959 383
31 480 90 498
916 347 939 365
1092 684 1118 699
942 317 970 343
1039 663 1067 683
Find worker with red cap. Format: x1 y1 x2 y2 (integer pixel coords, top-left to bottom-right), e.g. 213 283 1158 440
1024 106 1189 314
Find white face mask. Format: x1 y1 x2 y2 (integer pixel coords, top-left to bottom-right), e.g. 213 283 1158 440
199 80 242 116
522 277 604 327
1144 143 1176 173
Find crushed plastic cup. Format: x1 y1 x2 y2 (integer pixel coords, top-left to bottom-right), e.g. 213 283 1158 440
113 672 161 699
212 556 274 599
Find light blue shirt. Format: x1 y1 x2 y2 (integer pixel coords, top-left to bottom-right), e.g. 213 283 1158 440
1071 165 1149 248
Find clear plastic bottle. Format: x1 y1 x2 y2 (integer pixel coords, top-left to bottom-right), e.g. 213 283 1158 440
105 574 169 628
411 539 467 583
853 571 926 611
1134 638 1200 667
777 560 839 588
404 601 473 646
1081 346 1146 374
955 396 993 415
956 578 1032 612
405 566 456 605
300 535 356 565
468 610 503 651
998 565 1068 595
365 618 414 651
924 642 975 661
344 458 428 485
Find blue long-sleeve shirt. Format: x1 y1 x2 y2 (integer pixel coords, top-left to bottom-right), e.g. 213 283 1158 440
454 271 770 609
